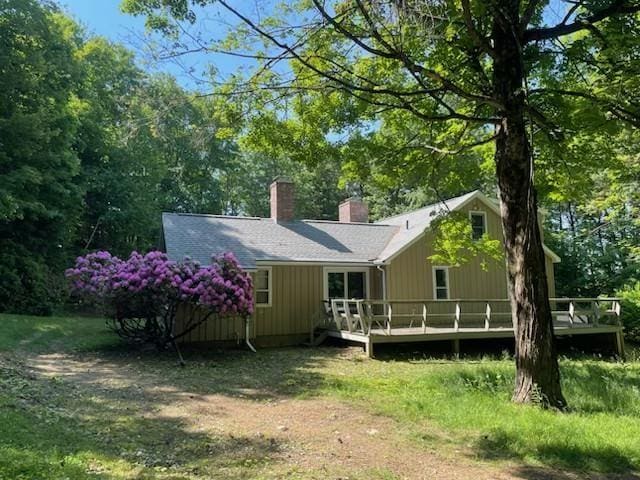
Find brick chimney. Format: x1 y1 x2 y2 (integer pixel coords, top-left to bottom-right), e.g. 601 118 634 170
339 197 369 223
270 177 295 222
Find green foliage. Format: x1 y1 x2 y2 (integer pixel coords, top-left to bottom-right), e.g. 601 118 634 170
544 137 640 297
0 0 82 314
3 2 325 314
0 241 65 316
617 283 640 343
122 0 640 295
429 212 503 270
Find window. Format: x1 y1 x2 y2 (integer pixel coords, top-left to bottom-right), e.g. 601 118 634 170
432 267 450 300
327 272 345 299
324 268 369 299
469 211 487 241
255 268 271 306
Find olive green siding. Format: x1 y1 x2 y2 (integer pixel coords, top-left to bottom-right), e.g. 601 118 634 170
253 265 323 338
385 199 556 301
370 267 384 299
176 304 246 343
181 264 382 344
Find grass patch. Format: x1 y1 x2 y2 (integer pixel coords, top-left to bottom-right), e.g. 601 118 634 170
1 313 639 478
317 351 640 473
0 313 118 352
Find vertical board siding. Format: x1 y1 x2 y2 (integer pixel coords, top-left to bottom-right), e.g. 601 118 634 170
175 304 244 344
370 267 383 299
386 199 556 305
250 265 325 340
180 264 384 343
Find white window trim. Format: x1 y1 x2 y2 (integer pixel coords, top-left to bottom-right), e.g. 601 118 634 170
469 210 487 240
323 267 370 300
254 266 272 307
432 266 450 301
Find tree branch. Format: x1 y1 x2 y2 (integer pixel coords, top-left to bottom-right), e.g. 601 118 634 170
530 87 640 127
460 0 496 58
216 0 502 112
524 0 640 42
520 0 542 30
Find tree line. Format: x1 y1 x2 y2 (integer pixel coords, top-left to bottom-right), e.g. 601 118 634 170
1 0 639 334
0 0 346 314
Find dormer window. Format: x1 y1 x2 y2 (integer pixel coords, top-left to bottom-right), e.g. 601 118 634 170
469 211 487 240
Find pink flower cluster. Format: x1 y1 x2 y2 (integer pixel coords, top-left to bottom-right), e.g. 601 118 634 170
66 250 254 317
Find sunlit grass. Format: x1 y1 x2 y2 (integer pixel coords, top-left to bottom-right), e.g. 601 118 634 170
1 313 639 477
0 313 117 352
315 350 640 472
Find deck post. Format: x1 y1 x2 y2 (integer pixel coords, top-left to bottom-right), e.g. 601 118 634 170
568 301 575 327
344 300 353 333
454 302 460 332
593 300 601 326
485 302 491 330
355 300 363 333
613 300 622 321
452 338 460 358
331 299 341 330
387 302 392 335
422 303 427 333
615 330 625 360
365 336 374 358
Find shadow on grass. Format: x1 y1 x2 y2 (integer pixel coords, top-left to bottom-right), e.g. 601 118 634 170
510 465 639 480
2 405 285 480
562 362 640 413
32 343 347 402
1 350 291 479
477 432 640 478
442 361 640 476
0 314 354 478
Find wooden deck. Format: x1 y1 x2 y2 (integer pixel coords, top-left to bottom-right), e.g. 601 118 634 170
320 298 624 357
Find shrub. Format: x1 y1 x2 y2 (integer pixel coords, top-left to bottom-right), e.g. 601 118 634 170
617 282 640 343
66 251 253 351
0 241 64 316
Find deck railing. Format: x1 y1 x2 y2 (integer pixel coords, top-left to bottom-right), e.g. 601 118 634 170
327 298 622 336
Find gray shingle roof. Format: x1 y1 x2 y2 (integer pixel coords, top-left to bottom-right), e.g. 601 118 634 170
162 213 399 269
161 190 565 269
374 190 479 262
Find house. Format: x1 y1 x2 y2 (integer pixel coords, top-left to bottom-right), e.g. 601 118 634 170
162 178 624 355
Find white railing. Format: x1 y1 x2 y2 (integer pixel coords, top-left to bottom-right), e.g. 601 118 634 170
327 298 622 336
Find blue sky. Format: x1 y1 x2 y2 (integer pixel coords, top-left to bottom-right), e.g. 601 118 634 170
58 0 243 91
60 0 142 42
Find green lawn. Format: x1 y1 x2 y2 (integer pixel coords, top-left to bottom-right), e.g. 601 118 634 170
1 313 639 479
320 352 640 472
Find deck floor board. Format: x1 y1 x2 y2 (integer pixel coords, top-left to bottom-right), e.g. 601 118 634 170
324 324 621 345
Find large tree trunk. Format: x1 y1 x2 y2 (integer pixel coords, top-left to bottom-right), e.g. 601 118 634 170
492 0 567 409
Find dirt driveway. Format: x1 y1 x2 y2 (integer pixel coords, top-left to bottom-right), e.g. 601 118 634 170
24 349 623 480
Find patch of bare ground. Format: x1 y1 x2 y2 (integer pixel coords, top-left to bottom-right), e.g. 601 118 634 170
26 351 637 480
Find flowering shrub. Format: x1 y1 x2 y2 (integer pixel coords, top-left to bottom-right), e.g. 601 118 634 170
66 250 253 350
